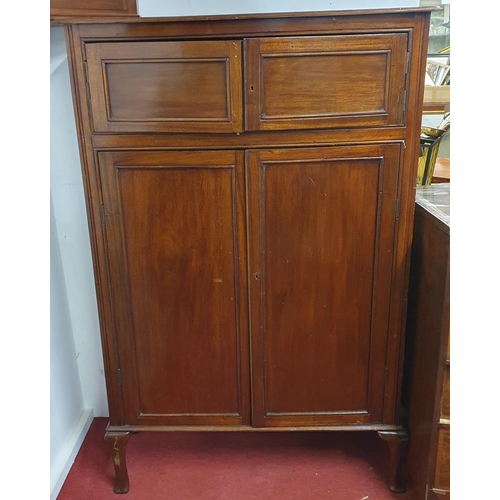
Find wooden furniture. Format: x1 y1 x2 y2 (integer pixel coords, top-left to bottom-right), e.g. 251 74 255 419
61 8 432 494
50 0 137 21
403 184 450 499
431 157 450 183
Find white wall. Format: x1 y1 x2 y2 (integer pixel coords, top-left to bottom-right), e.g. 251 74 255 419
50 194 90 498
50 194 83 449
50 27 108 417
138 0 418 17
50 25 108 496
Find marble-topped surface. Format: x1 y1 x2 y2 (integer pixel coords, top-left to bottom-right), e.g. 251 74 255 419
415 183 450 228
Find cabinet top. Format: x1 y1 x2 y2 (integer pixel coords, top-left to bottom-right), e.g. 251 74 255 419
52 6 438 25
416 184 450 233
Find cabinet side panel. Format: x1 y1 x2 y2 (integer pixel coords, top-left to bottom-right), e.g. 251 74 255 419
382 12 431 424
64 27 126 423
404 209 450 499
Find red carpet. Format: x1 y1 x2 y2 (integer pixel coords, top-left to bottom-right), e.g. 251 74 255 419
58 418 415 499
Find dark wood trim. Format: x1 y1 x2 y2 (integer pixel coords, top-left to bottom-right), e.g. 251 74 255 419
381 12 430 425
65 24 126 425
51 0 137 22
52 6 437 25
107 423 406 433
91 129 408 150
71 13 434 41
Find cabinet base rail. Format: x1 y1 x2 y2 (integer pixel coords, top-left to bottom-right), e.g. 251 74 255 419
104 423 409 494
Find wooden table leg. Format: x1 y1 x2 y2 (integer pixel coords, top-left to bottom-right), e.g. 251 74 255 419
104 430 131 494
378 429 409 493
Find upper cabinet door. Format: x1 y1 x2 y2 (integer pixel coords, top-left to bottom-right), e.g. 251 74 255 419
86 41 243 133
245 34 408 131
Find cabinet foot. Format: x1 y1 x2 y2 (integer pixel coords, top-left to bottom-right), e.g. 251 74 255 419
378 429 408 493
104 430 131 494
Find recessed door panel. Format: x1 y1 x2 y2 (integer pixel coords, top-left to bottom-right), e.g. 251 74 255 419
245 34 408 130
87 41 243 133
98 151 249 425
247 145 401 426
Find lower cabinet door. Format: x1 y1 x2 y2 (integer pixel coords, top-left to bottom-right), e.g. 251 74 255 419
246 145 401 427
98 150 250 426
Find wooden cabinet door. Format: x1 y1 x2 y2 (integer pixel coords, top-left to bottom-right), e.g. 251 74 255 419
247 145 401 427
86 41 243 133
245 34 408 131
98 150 249 426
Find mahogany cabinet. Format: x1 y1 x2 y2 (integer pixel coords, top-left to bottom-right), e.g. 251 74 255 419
403 185 450 499
62 8 432 494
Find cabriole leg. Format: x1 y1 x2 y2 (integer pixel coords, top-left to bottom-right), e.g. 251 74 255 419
104 430 131 494
378 429 409 493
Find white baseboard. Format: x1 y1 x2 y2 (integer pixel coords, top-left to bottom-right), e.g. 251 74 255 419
50 409 94 500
